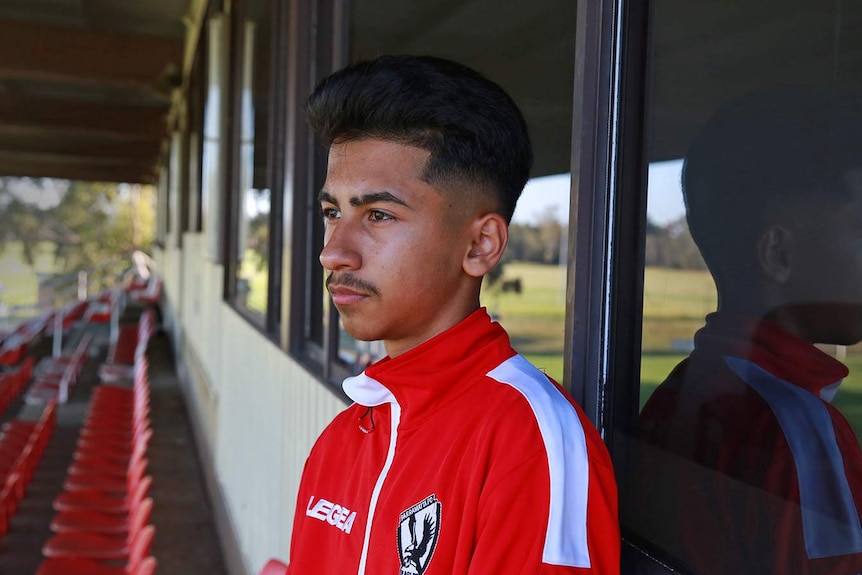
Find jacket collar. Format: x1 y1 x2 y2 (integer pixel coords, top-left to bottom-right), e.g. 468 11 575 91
695 312 848 398
342 308 516 427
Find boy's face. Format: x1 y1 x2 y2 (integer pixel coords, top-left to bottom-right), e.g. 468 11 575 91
319 138 479 357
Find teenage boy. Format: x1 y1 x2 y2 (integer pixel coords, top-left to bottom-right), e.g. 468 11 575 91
286 55 620 575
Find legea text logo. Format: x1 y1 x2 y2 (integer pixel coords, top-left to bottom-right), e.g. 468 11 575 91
305 496 358 534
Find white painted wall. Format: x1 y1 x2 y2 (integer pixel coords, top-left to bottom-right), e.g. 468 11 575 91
154 234 346 575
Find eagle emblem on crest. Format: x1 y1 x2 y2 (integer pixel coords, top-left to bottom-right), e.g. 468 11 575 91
397 494 441 574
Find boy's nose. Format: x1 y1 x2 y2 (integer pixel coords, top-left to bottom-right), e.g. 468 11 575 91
319 223 361 271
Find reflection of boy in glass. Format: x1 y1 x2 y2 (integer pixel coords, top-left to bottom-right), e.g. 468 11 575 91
638 89 862 575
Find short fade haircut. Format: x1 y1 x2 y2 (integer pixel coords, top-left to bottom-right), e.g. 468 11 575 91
682 87 862 281
307 55 533 223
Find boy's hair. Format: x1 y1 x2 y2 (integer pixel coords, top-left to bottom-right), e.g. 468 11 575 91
682 87 862 282
307 55 533 223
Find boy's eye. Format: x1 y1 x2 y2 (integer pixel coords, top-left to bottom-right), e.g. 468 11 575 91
321 206 340 220
369 210 392 222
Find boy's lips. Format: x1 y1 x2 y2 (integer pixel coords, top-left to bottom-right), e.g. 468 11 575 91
325 273 379 305
327 284 371 305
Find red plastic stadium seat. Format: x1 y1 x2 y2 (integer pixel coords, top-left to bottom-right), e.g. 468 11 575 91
68 432 151 480
53 475 151 515
260 558 289 575
43 493 151 559
51 497 151 535
63 457 147 495
36 525 155 575
0 473 21 537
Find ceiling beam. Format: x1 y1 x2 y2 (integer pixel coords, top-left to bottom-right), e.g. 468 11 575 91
0 149 152 168
0 132 160 160
0 19 183 89
0 93 168 139
0 153 157 184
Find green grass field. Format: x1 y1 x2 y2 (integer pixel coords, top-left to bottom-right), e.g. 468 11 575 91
238 251 269 315
482 261 568 380
0 242 62 318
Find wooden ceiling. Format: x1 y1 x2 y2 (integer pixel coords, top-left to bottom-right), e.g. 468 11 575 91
0 0 188 184
0 0 857 182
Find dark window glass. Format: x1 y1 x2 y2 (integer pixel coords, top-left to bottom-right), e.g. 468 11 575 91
187 34 206 233
322 0 577 380
624 3 862 574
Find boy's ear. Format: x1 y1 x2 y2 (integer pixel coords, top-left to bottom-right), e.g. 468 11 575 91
757 225 794 284
463 213 508 278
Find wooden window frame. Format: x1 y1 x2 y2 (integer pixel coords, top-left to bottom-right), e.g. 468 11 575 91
224 0 288 339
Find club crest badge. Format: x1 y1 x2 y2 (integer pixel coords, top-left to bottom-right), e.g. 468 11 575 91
397 494 441 575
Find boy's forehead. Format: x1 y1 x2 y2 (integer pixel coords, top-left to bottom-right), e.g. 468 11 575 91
326 138 430 167
323 140 436 189
319 139 445 205
320 137 497 218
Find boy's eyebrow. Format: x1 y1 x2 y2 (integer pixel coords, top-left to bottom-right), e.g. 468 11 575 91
318 190 410 208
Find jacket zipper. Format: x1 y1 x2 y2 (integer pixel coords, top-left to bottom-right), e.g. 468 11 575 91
356 402 401 575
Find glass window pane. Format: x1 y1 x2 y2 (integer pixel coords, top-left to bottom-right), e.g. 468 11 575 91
233 0 272 323
341 0 577 378
484 173 570 382
202 14 228 263
626 2 862 573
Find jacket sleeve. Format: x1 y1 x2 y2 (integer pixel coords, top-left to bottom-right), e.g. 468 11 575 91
468 407 620 575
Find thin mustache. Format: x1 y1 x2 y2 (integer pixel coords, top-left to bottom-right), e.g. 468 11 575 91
326 273 380 297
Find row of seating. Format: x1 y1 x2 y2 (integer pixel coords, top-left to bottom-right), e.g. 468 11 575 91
1 297 93 367
45 301 90 336
99 309 155 384
0 312 51 367
0 357 34 418
0 300 90 556
83 290 121 326
0 399 58 543
36 335 157 575
0 268 162 569
26 333 94 405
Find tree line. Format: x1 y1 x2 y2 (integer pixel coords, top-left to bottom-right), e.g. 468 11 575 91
499 211 705 271
0 177 156 274
0 176 703 289
643 216 707 270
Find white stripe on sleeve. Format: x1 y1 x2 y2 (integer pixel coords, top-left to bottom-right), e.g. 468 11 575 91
487 355 591 568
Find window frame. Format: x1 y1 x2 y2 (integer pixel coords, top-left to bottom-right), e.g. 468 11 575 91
283 0 353 395
569 0 684 572
168 129 187 250
155 152 170 249
186 29 207 235
224 0 288 339
201 10 230 264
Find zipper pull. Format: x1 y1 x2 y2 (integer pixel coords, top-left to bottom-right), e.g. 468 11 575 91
358 406 376 434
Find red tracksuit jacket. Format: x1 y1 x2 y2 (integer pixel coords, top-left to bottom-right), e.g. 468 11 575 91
639 313 862 575
287 309 619 574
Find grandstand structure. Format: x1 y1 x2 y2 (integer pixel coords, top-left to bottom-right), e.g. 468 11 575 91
0 275 227 573
2 0 858 574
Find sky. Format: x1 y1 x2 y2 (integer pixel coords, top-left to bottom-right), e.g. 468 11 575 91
511 173 570 224
512 159 686 226
4 178 69 210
